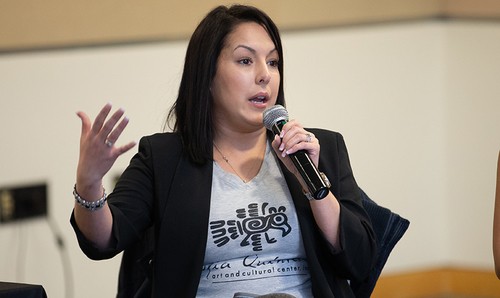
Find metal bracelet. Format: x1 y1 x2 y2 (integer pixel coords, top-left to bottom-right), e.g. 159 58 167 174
73 184 107 211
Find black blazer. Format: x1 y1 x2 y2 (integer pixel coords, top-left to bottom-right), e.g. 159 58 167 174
71 129 377 297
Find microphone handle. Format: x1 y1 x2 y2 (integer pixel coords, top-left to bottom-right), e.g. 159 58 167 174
271 121 329 199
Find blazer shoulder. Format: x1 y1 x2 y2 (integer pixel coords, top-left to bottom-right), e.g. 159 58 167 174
139 132 182 152
141 132 181 144
134 132 184 169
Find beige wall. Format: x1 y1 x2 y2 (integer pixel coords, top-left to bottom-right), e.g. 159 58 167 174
1 0 500 51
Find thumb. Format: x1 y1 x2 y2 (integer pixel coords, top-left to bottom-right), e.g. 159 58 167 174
76 111 91 137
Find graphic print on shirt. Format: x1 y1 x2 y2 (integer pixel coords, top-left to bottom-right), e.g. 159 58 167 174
197 153 312 296
209 202 291 251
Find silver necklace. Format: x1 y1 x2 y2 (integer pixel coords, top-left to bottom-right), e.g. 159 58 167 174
213 143 248 183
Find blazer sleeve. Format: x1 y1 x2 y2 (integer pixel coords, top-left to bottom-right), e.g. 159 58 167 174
316 130 378 282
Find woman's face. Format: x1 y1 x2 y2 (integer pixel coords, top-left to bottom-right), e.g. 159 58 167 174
211 21 280 133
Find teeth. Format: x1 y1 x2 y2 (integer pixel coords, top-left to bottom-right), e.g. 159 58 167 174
251 96 266 102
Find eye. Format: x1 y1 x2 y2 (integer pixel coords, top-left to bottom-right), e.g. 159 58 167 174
268 59 280 68
238 58 252 65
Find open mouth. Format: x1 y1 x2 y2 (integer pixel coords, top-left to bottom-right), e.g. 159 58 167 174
249 95 268 104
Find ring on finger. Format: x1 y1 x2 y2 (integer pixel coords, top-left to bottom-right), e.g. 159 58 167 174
305 133 312 143
105 140 114 147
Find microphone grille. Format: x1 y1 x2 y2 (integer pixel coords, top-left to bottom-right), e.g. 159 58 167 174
263 105 288 130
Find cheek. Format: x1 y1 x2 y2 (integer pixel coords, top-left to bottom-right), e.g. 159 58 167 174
221 72 249 94
212 76 241 106
212 71 232 97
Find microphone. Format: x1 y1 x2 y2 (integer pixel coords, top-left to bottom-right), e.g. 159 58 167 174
263 105 330 200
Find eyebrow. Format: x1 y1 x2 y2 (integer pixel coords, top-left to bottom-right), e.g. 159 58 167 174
234 44 277 56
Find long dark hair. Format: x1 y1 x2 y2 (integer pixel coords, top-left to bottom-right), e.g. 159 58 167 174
166 4 285 164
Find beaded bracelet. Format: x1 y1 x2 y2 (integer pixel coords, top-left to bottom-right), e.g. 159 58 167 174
73 184 107 211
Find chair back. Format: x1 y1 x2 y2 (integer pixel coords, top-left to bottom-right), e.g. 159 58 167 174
350 188 410 297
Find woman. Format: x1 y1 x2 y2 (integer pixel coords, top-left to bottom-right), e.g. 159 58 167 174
71 4 377 297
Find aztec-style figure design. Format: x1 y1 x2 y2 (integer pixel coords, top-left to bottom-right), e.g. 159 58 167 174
210 202 292 251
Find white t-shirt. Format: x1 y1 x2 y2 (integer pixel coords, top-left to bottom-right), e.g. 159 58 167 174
196 143 313 298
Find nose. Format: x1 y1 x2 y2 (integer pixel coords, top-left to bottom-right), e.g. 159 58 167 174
256 61 271 85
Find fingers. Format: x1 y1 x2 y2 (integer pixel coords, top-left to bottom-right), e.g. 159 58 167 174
271 124 320 181
103 111 128 146
100 107 125 143
305 133 313 143
91 103 113 135
275 120 318 157
117 141 138 155
77 103 134 152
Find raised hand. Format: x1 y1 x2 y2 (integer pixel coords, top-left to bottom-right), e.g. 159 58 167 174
76 103 136 194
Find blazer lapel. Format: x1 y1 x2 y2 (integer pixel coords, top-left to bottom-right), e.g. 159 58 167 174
154 155 213 296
